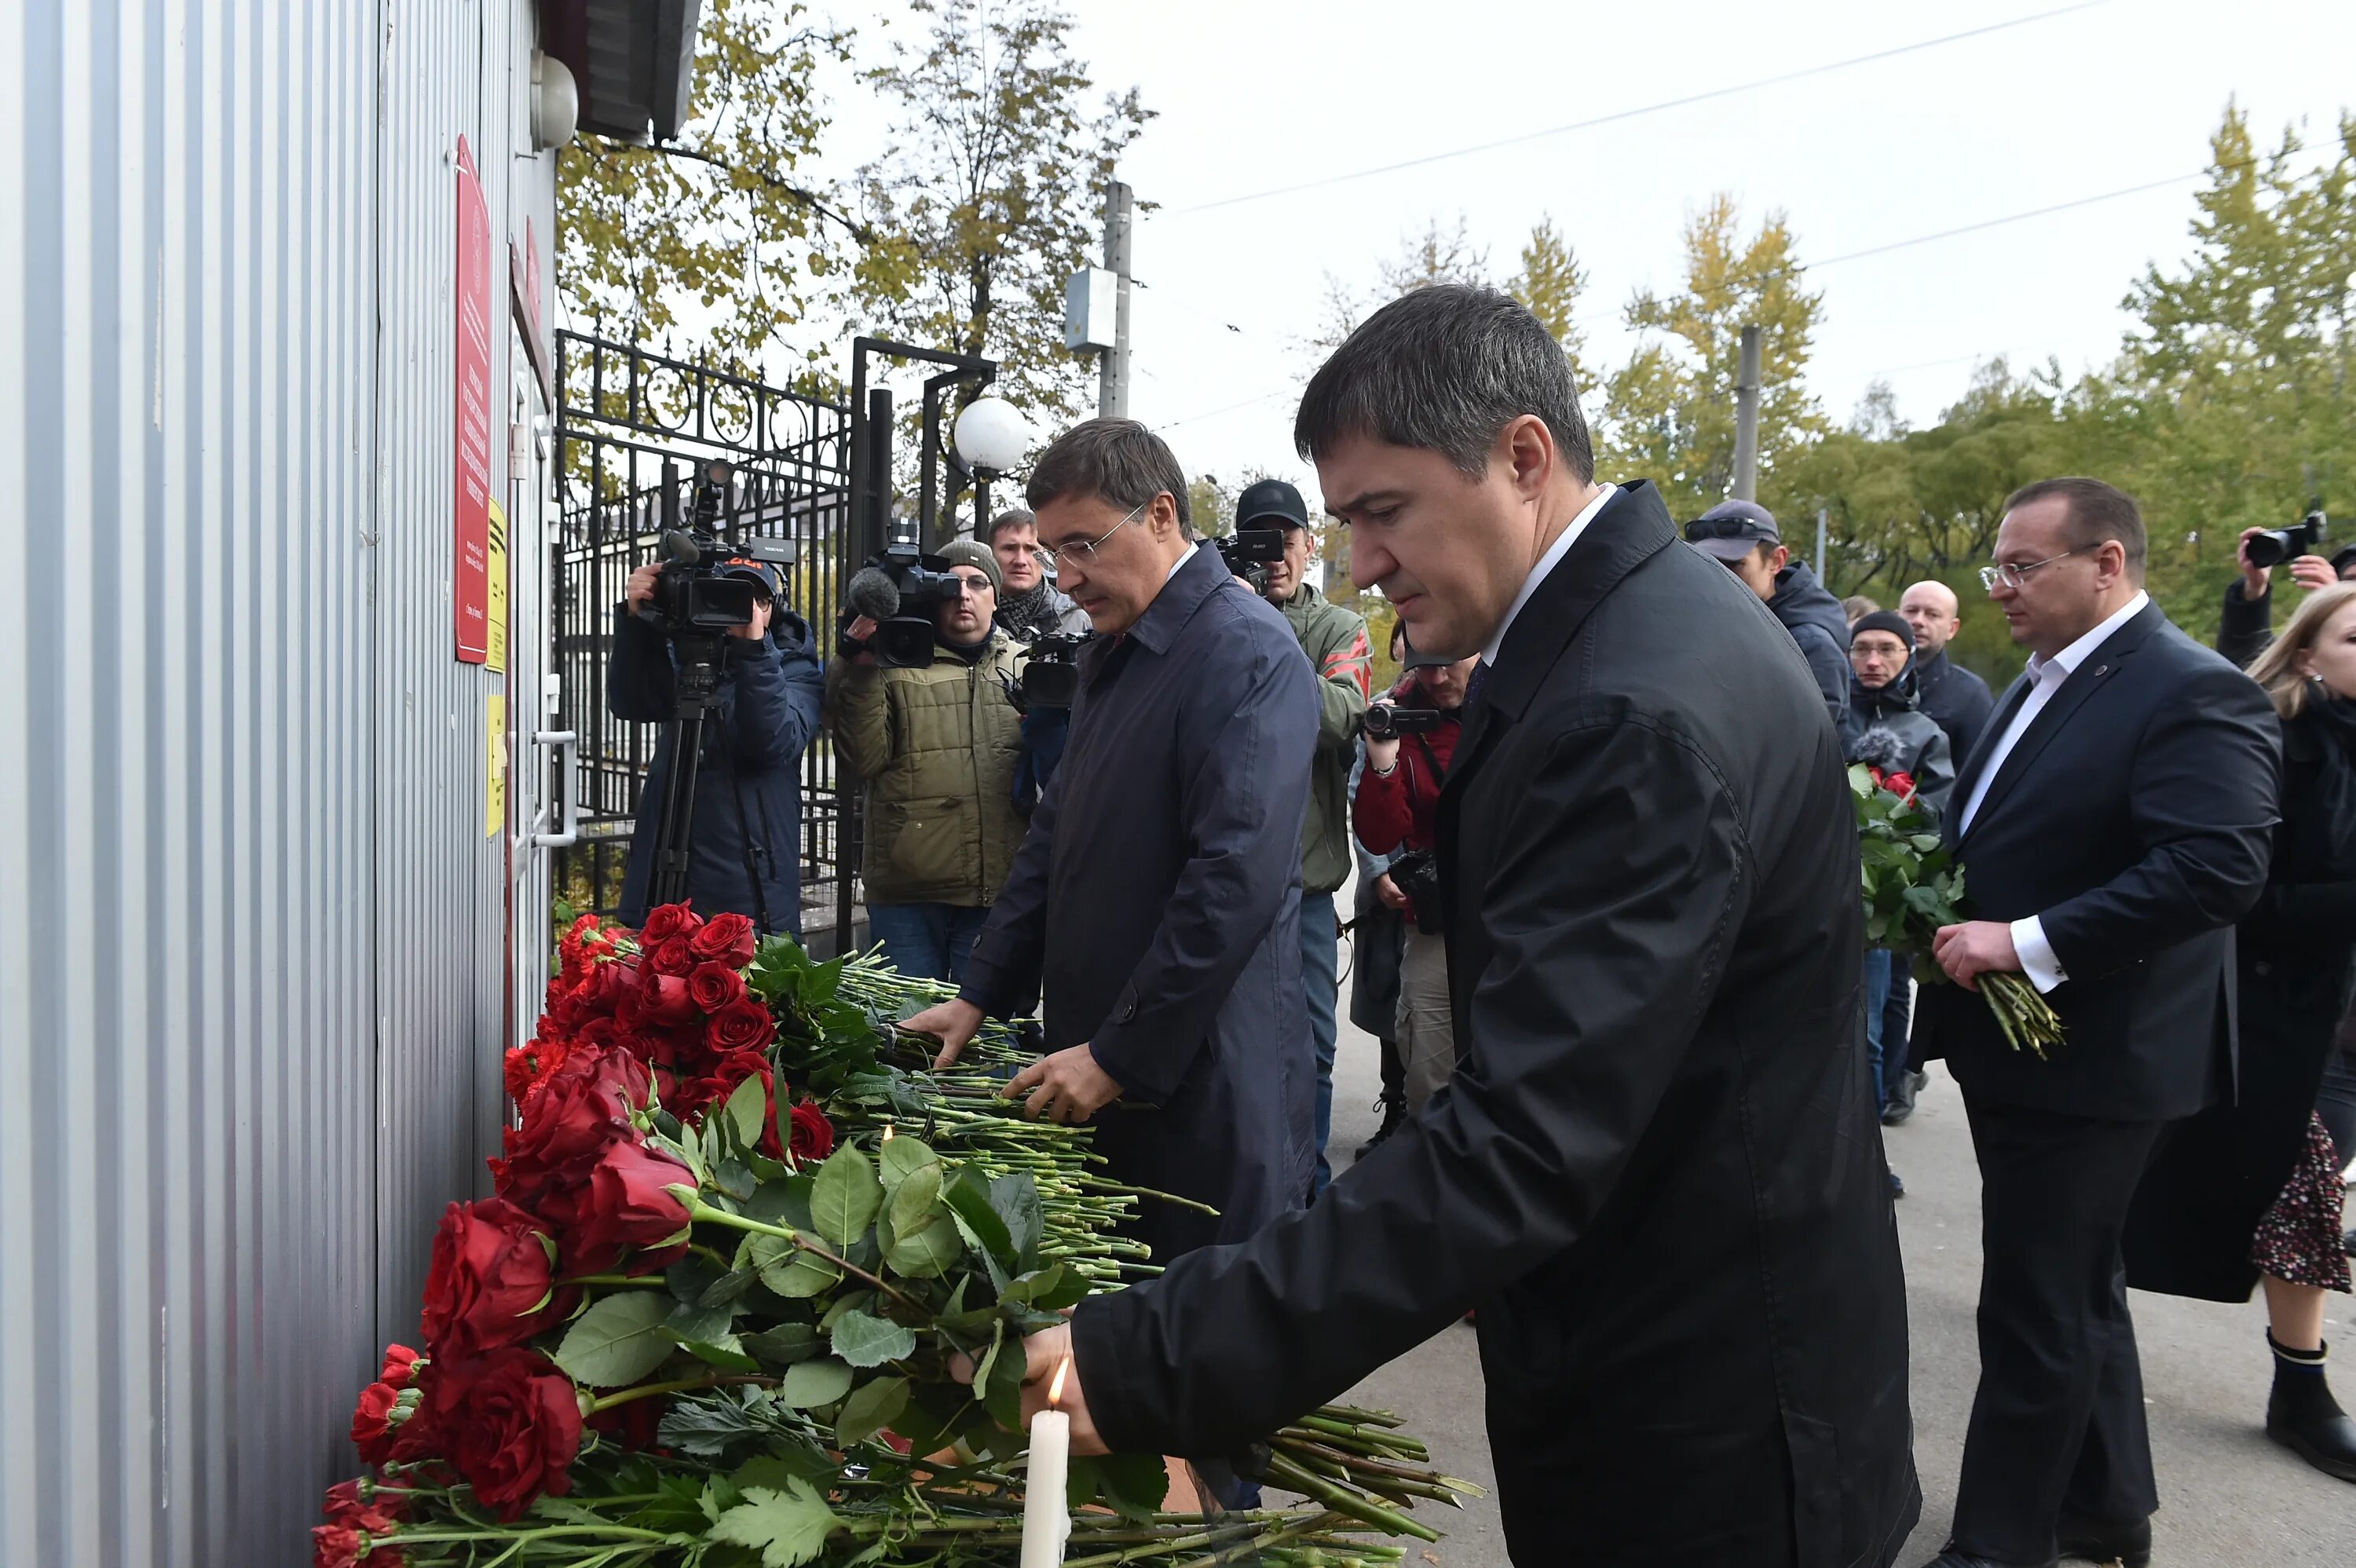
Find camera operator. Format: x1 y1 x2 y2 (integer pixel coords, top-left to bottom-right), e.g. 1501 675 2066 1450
824 539 1027 984
1235 478 1372 1196
988 507 1091 642
2222 520 2356 668
609 558 825 934
1354 645 1473 1109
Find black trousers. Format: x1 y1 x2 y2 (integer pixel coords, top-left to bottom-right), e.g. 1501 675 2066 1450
1953 1096 2167 1562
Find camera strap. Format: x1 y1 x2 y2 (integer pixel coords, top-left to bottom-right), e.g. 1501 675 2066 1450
1411 730 1448 789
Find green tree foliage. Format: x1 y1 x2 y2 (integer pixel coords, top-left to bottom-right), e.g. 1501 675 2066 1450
1509 214 1591 392
1598 196 1828 520
851 0 1154 424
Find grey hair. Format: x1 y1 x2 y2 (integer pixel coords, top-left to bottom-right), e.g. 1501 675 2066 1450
1024 419 1194 539
1294 284 1593 483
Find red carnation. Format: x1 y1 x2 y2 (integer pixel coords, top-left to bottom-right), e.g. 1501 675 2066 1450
647 935 699 978
686 961 747 1014
379 1344 425 1390
788 1100 836 1164
421 1200 573 1360
417 1347 584 1522
503 1039 569 1106
705 996 776 1055
324 1478 407 1529
350 1382 401 1463
639 901 703 944
689 911 757 968
311 1525 371 1568
561 1140 697 1275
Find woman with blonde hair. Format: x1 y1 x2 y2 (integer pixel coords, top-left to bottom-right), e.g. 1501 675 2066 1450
2127 578 2356 1487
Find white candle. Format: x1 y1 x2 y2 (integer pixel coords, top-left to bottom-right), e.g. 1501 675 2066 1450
1019 1358 1074 1568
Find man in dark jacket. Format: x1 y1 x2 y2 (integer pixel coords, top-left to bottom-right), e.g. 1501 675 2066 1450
1686 500 1865 755
1918 478 2281 1568
995 287 1918 1568
905 419 1319 1266
610 559 825 934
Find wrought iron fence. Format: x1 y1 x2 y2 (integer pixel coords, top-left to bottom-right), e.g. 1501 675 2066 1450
551 331 858 944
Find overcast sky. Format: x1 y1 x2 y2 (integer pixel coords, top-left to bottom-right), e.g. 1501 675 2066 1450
820 0 2356 514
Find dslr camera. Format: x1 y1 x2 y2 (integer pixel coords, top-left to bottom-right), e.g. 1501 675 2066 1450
1018 630 1095 711
1214 528 1288 596
842 539 970 670
636 458 799 638
1361 701 1445 742
2244 501 2330 571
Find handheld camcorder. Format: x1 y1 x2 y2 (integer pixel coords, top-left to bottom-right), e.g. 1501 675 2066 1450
1361 702 1446 742
842 542 969 669
2244 501 2330 571
1018 630 1095 711
635 459 799 638
1214 528 1288 595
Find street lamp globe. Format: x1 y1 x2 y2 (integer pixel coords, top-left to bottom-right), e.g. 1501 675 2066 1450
953 396 1030 477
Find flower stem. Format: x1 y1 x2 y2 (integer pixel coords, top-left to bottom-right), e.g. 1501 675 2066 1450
587 1373 776 1413
684 1197 918 1310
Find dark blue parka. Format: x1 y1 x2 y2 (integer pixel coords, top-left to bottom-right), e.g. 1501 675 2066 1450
960 545 1320 1263
609 604 825 935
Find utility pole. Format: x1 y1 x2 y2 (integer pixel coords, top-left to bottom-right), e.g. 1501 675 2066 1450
1097 180 1133 419
1816 506 1827 581
1732 324 1762 503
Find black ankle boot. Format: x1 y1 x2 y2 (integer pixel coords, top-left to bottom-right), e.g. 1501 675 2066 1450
2266 1333 2356 1482
1354 1095 1405 1160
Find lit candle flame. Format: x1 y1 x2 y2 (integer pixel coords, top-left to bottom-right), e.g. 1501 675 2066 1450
880 1122 894 1142
1048 1356 1070 1409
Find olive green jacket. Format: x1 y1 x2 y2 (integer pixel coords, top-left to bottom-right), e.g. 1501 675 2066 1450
823 634 1028 908
1277 582 1372 897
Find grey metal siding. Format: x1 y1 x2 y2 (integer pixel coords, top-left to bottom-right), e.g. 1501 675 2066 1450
0 2 558 1563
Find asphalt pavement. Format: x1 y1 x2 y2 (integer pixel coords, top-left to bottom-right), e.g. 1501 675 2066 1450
1313 995 2356 1566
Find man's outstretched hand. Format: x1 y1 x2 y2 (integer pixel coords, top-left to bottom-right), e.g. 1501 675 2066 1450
903 997 984 1070
1018 1321 1109 1455
1007 1045 1124 1123
1933 919 2019 992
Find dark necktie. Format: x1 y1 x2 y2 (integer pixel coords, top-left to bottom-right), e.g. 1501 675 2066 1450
1464 659 1491 714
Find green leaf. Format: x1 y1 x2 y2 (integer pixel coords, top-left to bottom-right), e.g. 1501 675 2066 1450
778 1357 855 1410
883 1212 962 1279
1088 1452 1172 1520
887 1160 943 1239
740 1323 820 1366
709 1480 845 1568
751 1234 842 1299
829 1307 917 1369
877 1134 939 1190
987 1174 1044 1270
835 1375 909 1446
552 1290 678 1388
724 1072 771 1154
942 1168 1017 1266
982 1326 1028 1431
746 1173 816 1233
810 1146 884 1248
666 1299 737 1346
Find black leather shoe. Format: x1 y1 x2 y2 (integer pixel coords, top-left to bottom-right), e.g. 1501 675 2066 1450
1882 1069 1926 1125
1919 1550 2058 1568
2057 1511 2151 1566
2268 1354 2356 1482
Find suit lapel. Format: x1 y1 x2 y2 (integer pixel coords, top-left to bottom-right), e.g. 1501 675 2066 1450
1959 601 2164 845
1947 674 2032 845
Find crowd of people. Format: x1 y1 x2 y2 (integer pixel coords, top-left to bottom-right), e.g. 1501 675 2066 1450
604 283 2354 1567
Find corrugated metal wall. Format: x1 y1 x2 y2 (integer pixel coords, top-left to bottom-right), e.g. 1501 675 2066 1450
0 3 558 1563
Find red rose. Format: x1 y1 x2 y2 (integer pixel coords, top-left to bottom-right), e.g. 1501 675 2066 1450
421 1200 573 1360
350 1382 401 1462
686 961 747 1014
418 1347 584 1521
637 970 701 1028
682 1050 781 1157
638 901 704 944
788 1100 836 1164
579 958 639 1016
1886 771 1917 802
488 1046 648 1217
705 996 776 1055
647 935 698 978
561 1140 697 1275
379 1344 425 1390
689 911 757 968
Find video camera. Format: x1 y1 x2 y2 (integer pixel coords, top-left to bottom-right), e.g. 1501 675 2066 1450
635 458 799 638
2245 501 2330 570
842 540 969 669
1018 630 1095 711
1361 701 1446 742
1214 528 1288 596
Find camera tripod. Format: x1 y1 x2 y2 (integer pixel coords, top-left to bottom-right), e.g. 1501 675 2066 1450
643 629 777 937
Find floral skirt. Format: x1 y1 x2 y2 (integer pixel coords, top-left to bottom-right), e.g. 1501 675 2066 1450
2250 1112 2352 1292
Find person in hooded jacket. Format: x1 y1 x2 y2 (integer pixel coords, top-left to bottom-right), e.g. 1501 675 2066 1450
1685 500 1865 755
609 557 825 935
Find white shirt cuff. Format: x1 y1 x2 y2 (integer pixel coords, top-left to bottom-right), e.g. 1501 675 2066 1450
2010 916 2068 994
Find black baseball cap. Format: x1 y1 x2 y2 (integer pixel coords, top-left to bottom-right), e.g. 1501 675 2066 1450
1236 478 1310 531
1683 499 1781 561
1399 635 1454 671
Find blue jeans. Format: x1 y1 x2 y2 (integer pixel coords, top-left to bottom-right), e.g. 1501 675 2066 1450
1862 948 1893 1109
869 902 991 985
1304 892 1341 1196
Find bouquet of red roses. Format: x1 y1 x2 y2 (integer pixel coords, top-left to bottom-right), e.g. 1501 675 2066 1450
1852 764 2063 1057
313 903 1477 1567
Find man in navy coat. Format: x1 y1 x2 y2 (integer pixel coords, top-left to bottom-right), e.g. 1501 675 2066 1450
906 418 1320 1265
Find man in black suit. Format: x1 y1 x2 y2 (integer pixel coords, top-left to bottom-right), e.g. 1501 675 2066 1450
1916 478 2281 1568
991 287 1920 1566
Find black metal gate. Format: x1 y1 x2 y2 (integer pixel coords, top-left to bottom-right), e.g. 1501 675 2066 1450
551 331 857 943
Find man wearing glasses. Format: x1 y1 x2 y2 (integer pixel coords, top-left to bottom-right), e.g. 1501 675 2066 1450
904 418 1322 1270
1912 478 2280 1568
825 539 1028 983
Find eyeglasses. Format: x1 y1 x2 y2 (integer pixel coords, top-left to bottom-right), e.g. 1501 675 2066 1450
1978 544 2094 591
946 572 993 598
1048 499 1150 567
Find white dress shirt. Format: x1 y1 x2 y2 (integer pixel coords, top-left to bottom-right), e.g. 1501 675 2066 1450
1957 589 2149 993
1480 483 1617 667
1165 540 1200 583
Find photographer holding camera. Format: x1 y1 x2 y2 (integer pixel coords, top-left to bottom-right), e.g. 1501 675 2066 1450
825 539 1027 984
1354 645 1474 1109
609 557 825 934
1235 478 1372 1195
2222 506 2353 669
